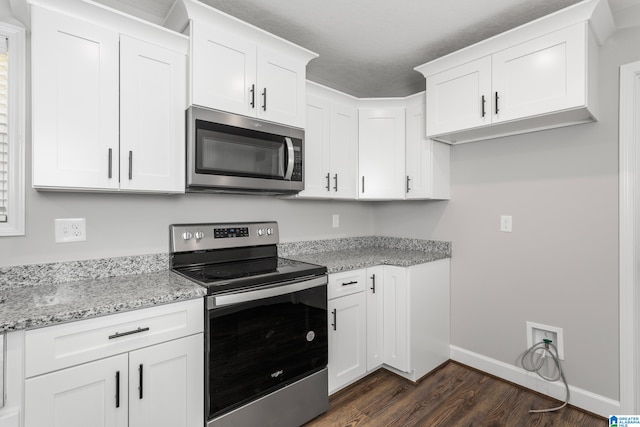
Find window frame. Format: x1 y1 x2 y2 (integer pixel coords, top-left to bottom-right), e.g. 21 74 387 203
0 20 25 237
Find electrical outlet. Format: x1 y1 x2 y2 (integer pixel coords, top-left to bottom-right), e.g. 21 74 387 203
55 218 87 243
526 321 564 360
332 214 339 228
500 215 513 232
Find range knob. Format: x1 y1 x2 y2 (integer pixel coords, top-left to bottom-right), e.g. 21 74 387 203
266 228 273 236
194 231 205 240
182 232 193 241
257 228 264 236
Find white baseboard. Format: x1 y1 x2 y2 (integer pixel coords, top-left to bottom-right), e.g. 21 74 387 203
450 345 620 417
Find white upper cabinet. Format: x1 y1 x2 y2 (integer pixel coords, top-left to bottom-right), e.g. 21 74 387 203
405 93 450 200
491 24 586 124
416 0 615 144
358 106 406 200
31 7 120 191
191 23 256 118
31 2 188 193
425 56 491 137
119 35 186 193
168 0 317 129
299 83 358 199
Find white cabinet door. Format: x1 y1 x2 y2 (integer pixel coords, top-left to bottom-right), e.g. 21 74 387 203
129 335 203 427
31 7 119 190
328 292 367 393
191 22 256 117
25 354 128 427
330 102 358 199
426 56 491 137
383 266 409 373
119 35 186 193
358 108 406 200
365 266 384 371
301 92 332 197
257 47 307 128
491 23 586 124
405 94 451 200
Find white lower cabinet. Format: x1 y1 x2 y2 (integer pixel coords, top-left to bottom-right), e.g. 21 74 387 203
0 331 25 427
365 266 384 371
329 260 451 393
327 270 367 394
24 300 204 427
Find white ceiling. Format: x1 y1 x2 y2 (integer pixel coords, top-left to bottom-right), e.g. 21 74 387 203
95 0 640 98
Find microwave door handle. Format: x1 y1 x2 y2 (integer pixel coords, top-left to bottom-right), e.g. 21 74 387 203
284 137 294 180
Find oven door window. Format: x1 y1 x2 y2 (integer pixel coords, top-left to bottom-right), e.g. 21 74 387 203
207 285 327 419
196 123 286 179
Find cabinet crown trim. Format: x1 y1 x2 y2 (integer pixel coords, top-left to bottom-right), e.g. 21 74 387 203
414 0 614 78
166 0 318 63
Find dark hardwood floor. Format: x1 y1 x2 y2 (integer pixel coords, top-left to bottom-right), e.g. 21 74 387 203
304 361 607 427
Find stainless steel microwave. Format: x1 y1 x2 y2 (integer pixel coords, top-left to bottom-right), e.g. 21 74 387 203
186 106 304 194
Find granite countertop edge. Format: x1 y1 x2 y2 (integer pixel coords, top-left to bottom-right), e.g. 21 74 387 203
0 236 450 332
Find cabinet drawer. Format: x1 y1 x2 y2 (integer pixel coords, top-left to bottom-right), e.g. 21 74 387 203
328 270 366 300
25 299 203 378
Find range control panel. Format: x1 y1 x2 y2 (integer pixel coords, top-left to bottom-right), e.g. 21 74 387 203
170 222 279 253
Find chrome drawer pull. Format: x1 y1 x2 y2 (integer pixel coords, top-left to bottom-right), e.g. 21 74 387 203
341 281 358 286
108 327 150 340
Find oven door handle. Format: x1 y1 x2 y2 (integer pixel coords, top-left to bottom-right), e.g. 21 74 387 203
283 137 295 181
208 275 327 309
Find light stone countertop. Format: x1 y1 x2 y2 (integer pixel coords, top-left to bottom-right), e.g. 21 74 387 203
0 237 450 332
279 236 451 274
0 255 206 333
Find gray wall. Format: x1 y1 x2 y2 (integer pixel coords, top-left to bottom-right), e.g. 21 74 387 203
0 187 375 266
374 26 640 400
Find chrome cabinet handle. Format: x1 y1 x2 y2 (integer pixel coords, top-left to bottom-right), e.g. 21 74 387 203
250 84 255 109
495 92 499 115
333 174 338 192
370 274 376 293
128 151 133 180
362 176 365 193
406 176 411 193
262 88 267 111
341 280 358 286
108 148 113 179
325 173 330 191
331 308 337 331
108 327 150 340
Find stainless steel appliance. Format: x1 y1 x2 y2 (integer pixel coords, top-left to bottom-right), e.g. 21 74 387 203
186 107 304 195
169 222 328 427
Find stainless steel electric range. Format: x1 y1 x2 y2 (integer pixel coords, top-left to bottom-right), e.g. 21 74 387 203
169 221 328 427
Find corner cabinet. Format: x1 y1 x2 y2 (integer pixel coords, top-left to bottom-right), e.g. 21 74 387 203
415 0 615 143
23 299 204 427
405 93 450 200
299 83 358 199
358 106 406 200
168 0 317 129
329 260 451 393
31 4 187 192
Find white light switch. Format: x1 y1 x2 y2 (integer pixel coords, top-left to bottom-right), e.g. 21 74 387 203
500 215 512 232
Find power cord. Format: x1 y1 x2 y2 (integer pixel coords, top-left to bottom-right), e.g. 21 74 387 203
520 339 570 413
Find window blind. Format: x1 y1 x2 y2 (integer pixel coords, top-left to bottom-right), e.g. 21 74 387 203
0 37 8 222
